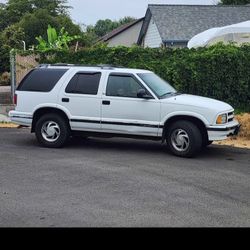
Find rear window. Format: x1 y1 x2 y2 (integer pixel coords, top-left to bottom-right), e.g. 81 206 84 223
17 68 68 92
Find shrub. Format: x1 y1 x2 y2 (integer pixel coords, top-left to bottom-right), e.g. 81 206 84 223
19 43 250 111
0 72 10 86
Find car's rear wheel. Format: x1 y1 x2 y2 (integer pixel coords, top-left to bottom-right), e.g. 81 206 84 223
166 120 202 157
35 113 70 148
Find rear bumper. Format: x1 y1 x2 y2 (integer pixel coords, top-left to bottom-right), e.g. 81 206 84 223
207 121 240 141
8 110 32 126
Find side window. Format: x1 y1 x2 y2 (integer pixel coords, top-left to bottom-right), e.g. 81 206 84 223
17 68 68 92
65 72 101 95
106 75 144 98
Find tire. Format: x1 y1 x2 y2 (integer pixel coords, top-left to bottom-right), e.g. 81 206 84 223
166 120 202 158
202 139 213 148
35 113 70 148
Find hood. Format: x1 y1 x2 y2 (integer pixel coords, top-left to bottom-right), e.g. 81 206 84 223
161 94 233 112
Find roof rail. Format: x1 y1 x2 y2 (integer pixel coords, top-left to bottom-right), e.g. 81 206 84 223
37 63 125 69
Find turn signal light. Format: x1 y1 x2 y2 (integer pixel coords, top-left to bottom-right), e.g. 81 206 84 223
216 114 227 124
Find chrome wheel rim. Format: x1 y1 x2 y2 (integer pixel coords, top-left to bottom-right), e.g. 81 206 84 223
171 129 190 152
41 121 61 142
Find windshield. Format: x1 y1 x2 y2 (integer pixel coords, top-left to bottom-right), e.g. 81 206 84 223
137 73 176 98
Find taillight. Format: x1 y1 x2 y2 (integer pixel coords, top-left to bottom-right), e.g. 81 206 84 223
14 94 17 105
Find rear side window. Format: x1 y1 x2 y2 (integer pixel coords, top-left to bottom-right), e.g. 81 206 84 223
65 72 101 95
17 68 68 92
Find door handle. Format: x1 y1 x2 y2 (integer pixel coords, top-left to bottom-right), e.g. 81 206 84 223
62 98 70 103
102 100 110 105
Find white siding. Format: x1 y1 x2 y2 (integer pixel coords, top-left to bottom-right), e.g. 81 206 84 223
143 17 162 48
107 20 143 47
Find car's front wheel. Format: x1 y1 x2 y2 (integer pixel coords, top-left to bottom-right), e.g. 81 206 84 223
35 113 70 148
166 120 202 157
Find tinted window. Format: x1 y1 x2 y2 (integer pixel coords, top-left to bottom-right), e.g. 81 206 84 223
17 68 68 92
106 75 144 98
65 72 101 95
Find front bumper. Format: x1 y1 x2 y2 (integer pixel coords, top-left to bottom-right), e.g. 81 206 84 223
207 121 240 141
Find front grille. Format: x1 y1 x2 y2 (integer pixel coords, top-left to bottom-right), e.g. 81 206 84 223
227 111 234 123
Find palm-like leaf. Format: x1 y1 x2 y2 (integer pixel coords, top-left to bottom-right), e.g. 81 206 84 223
36 25 79 52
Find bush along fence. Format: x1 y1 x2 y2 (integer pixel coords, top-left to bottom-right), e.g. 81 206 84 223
15 44 250 112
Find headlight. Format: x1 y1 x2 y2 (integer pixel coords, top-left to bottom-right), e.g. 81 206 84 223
216 114 227 124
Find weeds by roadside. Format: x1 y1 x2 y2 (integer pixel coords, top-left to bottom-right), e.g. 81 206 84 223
236 113 250 140
0 121 18 128
214 113 250 149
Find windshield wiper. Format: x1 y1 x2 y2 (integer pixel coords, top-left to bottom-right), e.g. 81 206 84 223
160 92 182 99
160 92 174 97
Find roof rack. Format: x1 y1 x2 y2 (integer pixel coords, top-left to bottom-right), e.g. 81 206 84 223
38 64 125 69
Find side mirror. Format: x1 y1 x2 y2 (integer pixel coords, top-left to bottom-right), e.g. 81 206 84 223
137 89 153 99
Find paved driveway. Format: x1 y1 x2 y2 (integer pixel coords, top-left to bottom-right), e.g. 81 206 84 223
0 128 249 227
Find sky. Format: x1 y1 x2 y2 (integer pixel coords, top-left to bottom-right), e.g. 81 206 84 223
68 0 219 25
0 0 219 25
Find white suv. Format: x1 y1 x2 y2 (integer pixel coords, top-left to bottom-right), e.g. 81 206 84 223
9 64 240 157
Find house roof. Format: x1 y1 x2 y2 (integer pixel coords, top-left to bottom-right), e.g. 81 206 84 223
97 18 144 42
138 4 250 43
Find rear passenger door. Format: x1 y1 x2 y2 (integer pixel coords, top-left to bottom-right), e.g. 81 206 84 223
61 71 102 132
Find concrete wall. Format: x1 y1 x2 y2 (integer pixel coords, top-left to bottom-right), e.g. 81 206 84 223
16 54 39 85
107 20 143 47
0 92 11 104
0 104 15 115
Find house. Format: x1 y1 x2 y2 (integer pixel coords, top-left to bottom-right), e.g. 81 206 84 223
97 18 144 47
138 4 250 48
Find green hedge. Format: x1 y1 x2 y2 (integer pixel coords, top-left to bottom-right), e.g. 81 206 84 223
38 44 250 111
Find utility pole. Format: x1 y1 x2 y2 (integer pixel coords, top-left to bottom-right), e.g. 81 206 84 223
10 49 16 103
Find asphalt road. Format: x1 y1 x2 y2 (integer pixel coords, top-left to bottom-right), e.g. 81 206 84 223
0 128 249 227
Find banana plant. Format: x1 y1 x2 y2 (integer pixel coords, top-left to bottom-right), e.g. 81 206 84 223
36 25 80 52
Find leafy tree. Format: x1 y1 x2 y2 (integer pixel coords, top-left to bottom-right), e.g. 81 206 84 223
18 9 81 46
0 6 9 31
19 9 58 46
119 16 137 26
219 0 250 4
0 22 25 72
1 24 25 50
93 19 119 37
54 15 82 36
0 0 71 31
89 16 137 37
0 0 80 73
78 30 98 48
0 39 10 72
4 0 33 25
31 0 70 15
